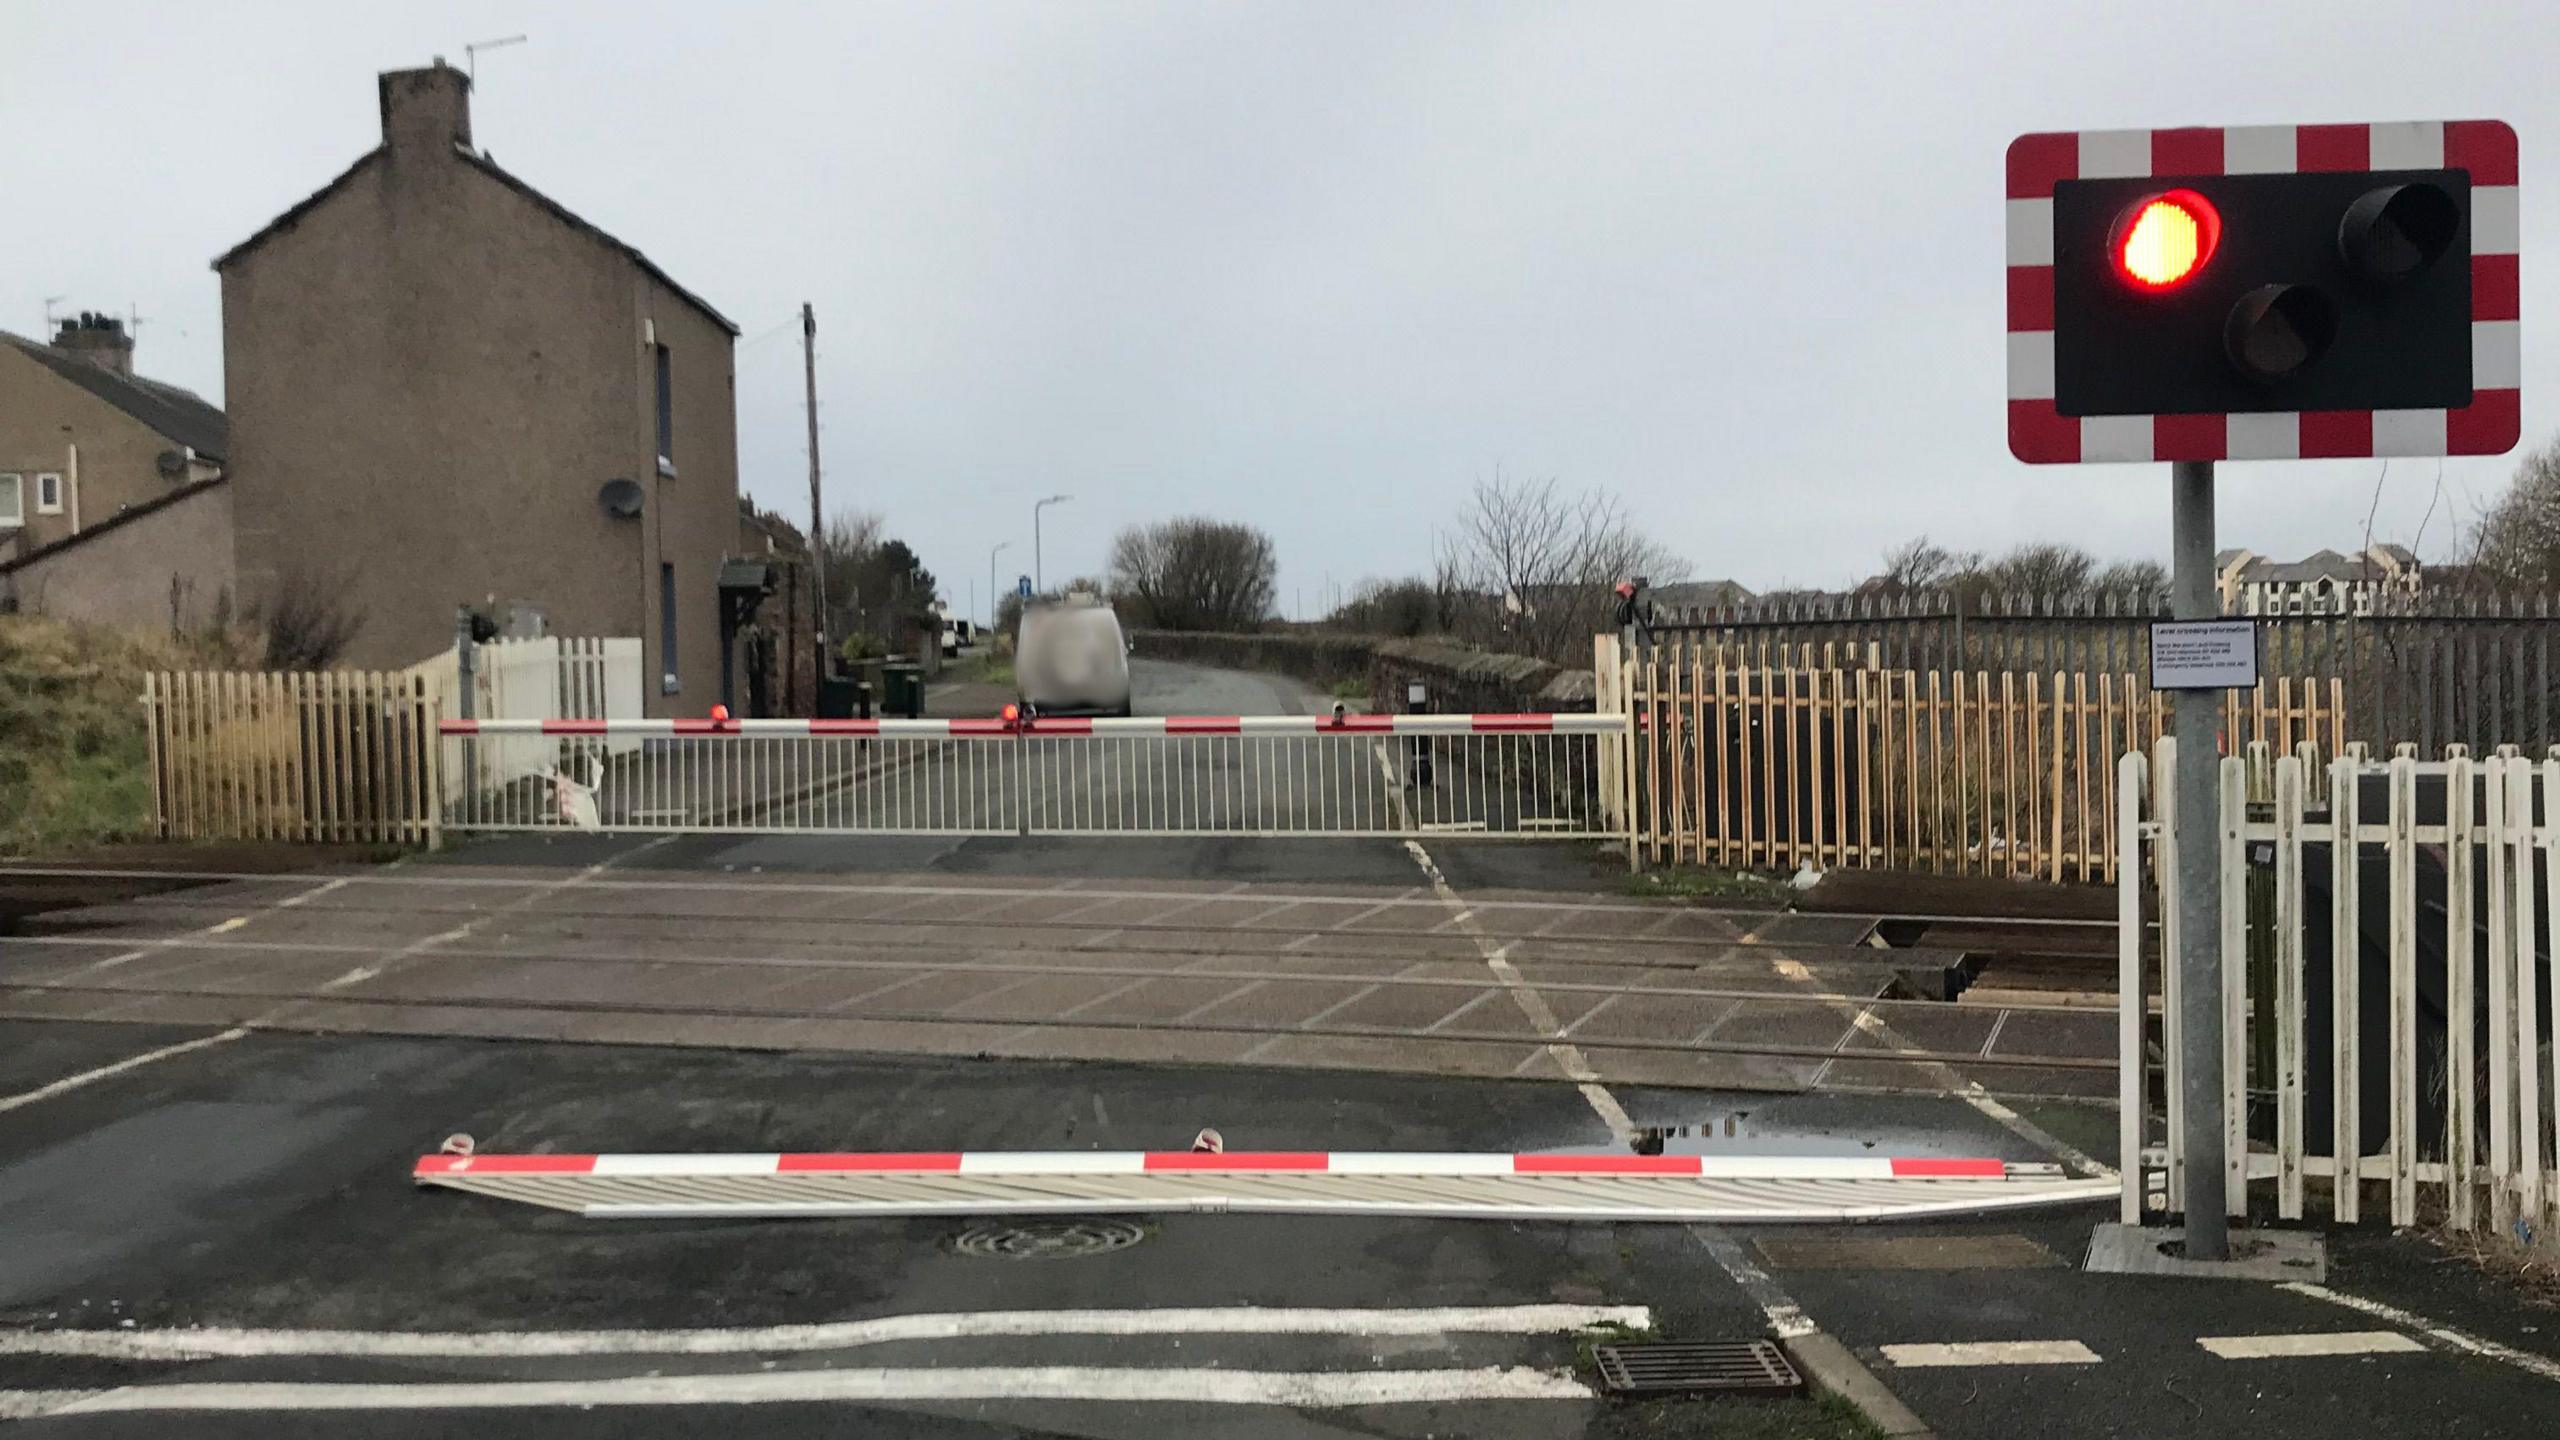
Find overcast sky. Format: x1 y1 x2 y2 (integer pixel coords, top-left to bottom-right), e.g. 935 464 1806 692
7 1 2554 622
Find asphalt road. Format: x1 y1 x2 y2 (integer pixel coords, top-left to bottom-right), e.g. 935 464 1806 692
6 1022 2559 1437
750 657 1616 847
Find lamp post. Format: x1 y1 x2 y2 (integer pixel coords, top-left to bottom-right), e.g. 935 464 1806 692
987 541 1011 631
1034 494 1072 594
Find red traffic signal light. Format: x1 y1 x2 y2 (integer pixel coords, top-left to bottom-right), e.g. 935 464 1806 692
2109 190 2220 290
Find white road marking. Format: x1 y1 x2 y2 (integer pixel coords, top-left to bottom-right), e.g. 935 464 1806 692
1689 1228 1815 1340
1767 955 2108 1177
0 1028 250 1115
0 869 390 1113
2198 1331 2423 1359
2282 1282 2560 1384
1395 834 1634 1143
0 1304 1656 1361
4 1365 1594 1416
1881 1340 2103 1368
72 875 357 976
251 841 671 1017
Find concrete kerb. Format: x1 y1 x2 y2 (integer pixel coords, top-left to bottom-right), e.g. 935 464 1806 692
1787 1330 1935 1439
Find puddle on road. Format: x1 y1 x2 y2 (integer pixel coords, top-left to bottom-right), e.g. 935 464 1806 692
1532 1114 1996 1161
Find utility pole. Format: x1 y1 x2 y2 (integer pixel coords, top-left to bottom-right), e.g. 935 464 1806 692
988 542 1011 632
803 303 830 687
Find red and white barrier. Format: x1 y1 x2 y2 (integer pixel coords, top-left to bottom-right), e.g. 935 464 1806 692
437 713 1625 739
411 1146 2111 1224
419 1149 2020 1179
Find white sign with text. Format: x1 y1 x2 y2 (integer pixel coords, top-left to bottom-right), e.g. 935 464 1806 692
2150 619 2260 691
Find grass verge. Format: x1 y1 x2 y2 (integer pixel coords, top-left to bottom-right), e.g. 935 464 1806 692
1622 865 1798 908
0 616 252 856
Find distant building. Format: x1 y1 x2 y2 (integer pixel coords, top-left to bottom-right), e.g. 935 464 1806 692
1645 579 1758 614
214 60 749 711
2215 545 2423 616
0 315 232 629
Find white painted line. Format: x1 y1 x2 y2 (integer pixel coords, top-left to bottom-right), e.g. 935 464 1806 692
0 1392 89 1421
0 1028 249 1115
2199 1331 2422 1359
5 1365 1595 1415
71 875 358 976
1395 833 1634 1144
0 1305 1655 1361
2282 1282 2560 1384
1690 1228 1815 1340
1881 1340 2102 1368
1767 957 2109 1178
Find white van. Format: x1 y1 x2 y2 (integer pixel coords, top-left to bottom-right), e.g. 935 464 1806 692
1016 597 1133 717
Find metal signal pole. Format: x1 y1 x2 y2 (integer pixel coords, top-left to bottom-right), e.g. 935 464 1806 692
2171 459 2227 1261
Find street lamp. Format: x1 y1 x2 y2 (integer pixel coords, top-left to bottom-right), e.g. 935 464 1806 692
1034 494 1072 594
987 540 1011 631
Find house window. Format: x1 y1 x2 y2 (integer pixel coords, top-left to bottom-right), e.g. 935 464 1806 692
35 473 62 515
660 561 680 693
0 474 21 528
654 343 675 477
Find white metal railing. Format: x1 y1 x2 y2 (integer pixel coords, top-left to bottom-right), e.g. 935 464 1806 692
437 713 1633 840
2123 740 2560 1238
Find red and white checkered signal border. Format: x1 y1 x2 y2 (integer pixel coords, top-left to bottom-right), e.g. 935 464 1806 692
2006 120 2519 464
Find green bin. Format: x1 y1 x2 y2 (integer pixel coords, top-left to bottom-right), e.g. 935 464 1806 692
880 662 925 719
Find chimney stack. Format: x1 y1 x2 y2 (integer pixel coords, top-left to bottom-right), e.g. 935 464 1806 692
378 58 473 154
53 312 134 377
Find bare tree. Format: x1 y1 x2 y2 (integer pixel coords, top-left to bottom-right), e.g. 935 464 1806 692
1328 577 1443 637
1874 536 1979 594
256 567 364 670
1108 518 1279 631
1439 474 1685 664
2092 558 2168 597
1976 542 2099 595
2472 436 2560 589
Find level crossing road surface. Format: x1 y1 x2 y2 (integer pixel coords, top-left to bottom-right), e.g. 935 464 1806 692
0 847 2116 1100
1 645 2111 1102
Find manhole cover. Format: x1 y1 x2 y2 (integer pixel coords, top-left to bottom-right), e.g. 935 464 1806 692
1593 1339 1802 1398
948 1218 1148 1260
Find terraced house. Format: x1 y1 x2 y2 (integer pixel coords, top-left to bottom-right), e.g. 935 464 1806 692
0 314 231 630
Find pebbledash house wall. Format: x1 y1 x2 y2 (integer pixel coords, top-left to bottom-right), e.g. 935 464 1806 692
217 64 739 713
0 481 234 631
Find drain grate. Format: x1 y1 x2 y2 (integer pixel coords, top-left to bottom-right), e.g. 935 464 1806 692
1592 1339 1803 1398
948 1218 1148 1260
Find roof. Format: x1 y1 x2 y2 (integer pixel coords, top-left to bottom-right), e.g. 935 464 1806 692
1649 579 1757 609
0 332 228 461
0 476 226 577
214 144 739 338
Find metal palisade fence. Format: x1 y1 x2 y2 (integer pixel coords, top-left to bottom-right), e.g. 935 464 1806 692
2121 742 2560 1239
1646 589 2560 755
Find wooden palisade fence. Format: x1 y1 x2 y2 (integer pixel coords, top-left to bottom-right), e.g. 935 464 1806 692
1622 638 2346 882
145 670 440 845
2124 742 2560 1239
